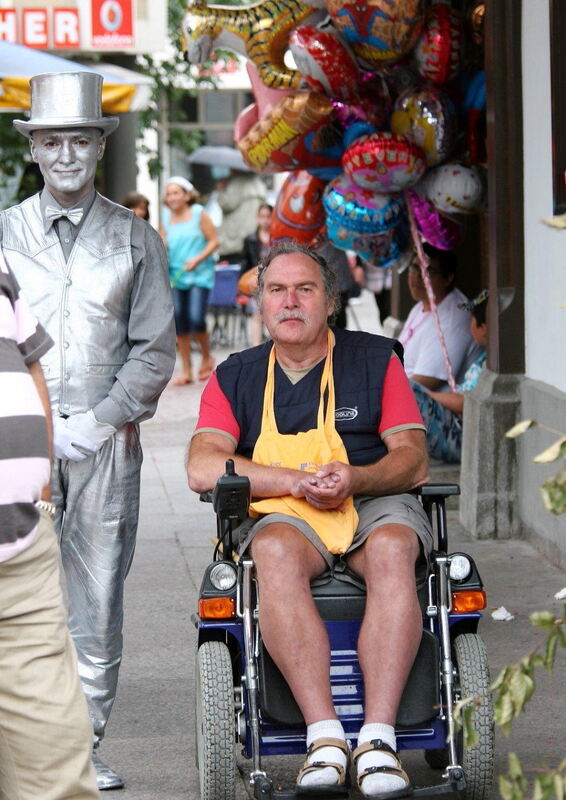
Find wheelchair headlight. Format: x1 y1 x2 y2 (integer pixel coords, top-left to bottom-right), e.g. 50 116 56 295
210 562 237 591
449 554 472 582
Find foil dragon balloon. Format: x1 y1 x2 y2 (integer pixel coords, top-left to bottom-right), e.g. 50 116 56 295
182 0 324 89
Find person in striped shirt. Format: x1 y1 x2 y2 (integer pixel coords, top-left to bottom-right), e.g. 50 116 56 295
0 255 100 799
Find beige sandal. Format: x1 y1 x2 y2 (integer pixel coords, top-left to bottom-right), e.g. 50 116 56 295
296 737 350 795
352 738 413 800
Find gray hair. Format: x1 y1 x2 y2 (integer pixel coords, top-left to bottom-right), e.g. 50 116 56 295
256 241 341 321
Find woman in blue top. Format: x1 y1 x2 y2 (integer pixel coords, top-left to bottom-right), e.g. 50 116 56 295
160 177 219 385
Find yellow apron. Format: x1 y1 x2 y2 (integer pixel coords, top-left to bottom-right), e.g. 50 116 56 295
249 330 358 554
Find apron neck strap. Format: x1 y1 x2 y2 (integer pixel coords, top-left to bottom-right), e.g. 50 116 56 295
262 330 336 434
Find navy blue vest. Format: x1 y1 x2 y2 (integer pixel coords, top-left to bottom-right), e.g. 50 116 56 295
216 328 404 467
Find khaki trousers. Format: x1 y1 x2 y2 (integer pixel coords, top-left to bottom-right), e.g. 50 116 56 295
0 511 100 800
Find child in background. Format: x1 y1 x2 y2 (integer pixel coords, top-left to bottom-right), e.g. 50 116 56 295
411 290 489 463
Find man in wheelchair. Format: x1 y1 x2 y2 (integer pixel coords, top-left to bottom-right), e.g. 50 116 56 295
188 241 434 799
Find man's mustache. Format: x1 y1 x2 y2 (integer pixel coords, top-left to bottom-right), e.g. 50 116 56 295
275 310 310 323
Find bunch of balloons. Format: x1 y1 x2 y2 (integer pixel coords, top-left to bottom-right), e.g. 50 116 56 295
182 0 487 269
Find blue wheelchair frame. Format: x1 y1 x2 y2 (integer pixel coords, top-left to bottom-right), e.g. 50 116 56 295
194 461 493 800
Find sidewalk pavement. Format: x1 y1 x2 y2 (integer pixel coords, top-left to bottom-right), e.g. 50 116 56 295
100 291 565 799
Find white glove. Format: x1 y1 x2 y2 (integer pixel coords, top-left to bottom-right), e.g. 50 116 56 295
53 411 117 462
53 415 97 462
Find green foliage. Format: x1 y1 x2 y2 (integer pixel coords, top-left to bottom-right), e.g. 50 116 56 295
505 420 566 515
454 602 566 799
541 469 566 515
0 114 37 203
499 753 528 800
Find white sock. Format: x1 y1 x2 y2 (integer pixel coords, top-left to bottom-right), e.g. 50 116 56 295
356 723 406 797
298 719 348 788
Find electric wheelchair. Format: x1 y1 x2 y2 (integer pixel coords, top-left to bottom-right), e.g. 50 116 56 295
194 460 494 800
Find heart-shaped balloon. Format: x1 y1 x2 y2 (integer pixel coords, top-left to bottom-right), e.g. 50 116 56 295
405 186 464 249
342 132 427 193
324 0 425 67
289 25 360 102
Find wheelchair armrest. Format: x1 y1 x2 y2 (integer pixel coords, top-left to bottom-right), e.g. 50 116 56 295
414 483 460 498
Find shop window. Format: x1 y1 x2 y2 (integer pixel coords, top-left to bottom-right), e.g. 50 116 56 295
170 93 198 123
203 92 239 124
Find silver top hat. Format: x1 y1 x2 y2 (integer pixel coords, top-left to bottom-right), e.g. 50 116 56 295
13 72 119 137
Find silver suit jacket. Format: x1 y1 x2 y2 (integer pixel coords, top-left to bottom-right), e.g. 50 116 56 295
2 192 175 426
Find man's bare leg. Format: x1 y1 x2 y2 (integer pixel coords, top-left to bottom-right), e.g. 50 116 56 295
251 523 333 721
251 523 348 788
347 524 421 798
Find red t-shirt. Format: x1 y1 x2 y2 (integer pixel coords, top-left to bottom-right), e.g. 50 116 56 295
195 354 424 444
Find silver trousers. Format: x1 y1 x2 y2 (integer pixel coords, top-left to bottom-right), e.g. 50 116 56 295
52 423 142 745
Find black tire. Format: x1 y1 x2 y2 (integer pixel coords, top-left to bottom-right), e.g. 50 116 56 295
454 634 495 800
195 641 236 800
423 634 494 800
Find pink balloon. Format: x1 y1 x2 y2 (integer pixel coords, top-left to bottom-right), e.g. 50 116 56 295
406 187 463 250
234 102 259 143
246 62 294 117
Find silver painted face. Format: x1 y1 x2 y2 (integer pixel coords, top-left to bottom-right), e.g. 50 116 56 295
30 127 105 205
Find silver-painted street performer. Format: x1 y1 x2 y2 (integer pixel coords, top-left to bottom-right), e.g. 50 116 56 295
1 72 176 790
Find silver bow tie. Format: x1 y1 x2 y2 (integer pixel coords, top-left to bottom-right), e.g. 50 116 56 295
45 205 84 225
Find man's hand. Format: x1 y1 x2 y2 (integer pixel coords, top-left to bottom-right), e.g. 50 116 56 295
53 416 97 461
294 461 355 511
54 411 117 461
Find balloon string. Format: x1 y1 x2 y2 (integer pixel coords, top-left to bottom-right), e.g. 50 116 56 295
404 191 457 392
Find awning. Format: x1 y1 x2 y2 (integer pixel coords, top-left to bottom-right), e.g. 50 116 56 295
0 41 153 113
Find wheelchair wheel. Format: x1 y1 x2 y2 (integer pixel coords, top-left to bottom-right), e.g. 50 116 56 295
454 634 495 800
424 633 494 800
195 641 236 800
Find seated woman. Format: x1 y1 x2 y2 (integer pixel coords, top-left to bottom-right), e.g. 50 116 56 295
411 291 488 463
399 243 483 390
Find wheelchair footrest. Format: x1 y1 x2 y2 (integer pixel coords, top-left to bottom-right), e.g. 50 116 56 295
413 768 466 798
253 775 349 799
253 772 465 800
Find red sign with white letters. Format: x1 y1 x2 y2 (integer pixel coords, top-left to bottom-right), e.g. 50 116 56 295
0 10 17 43
91 0 134 48
23 8 48 48
53 8 80 47
0 7 80 48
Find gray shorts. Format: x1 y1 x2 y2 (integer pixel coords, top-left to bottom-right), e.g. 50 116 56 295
237 493 434 586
